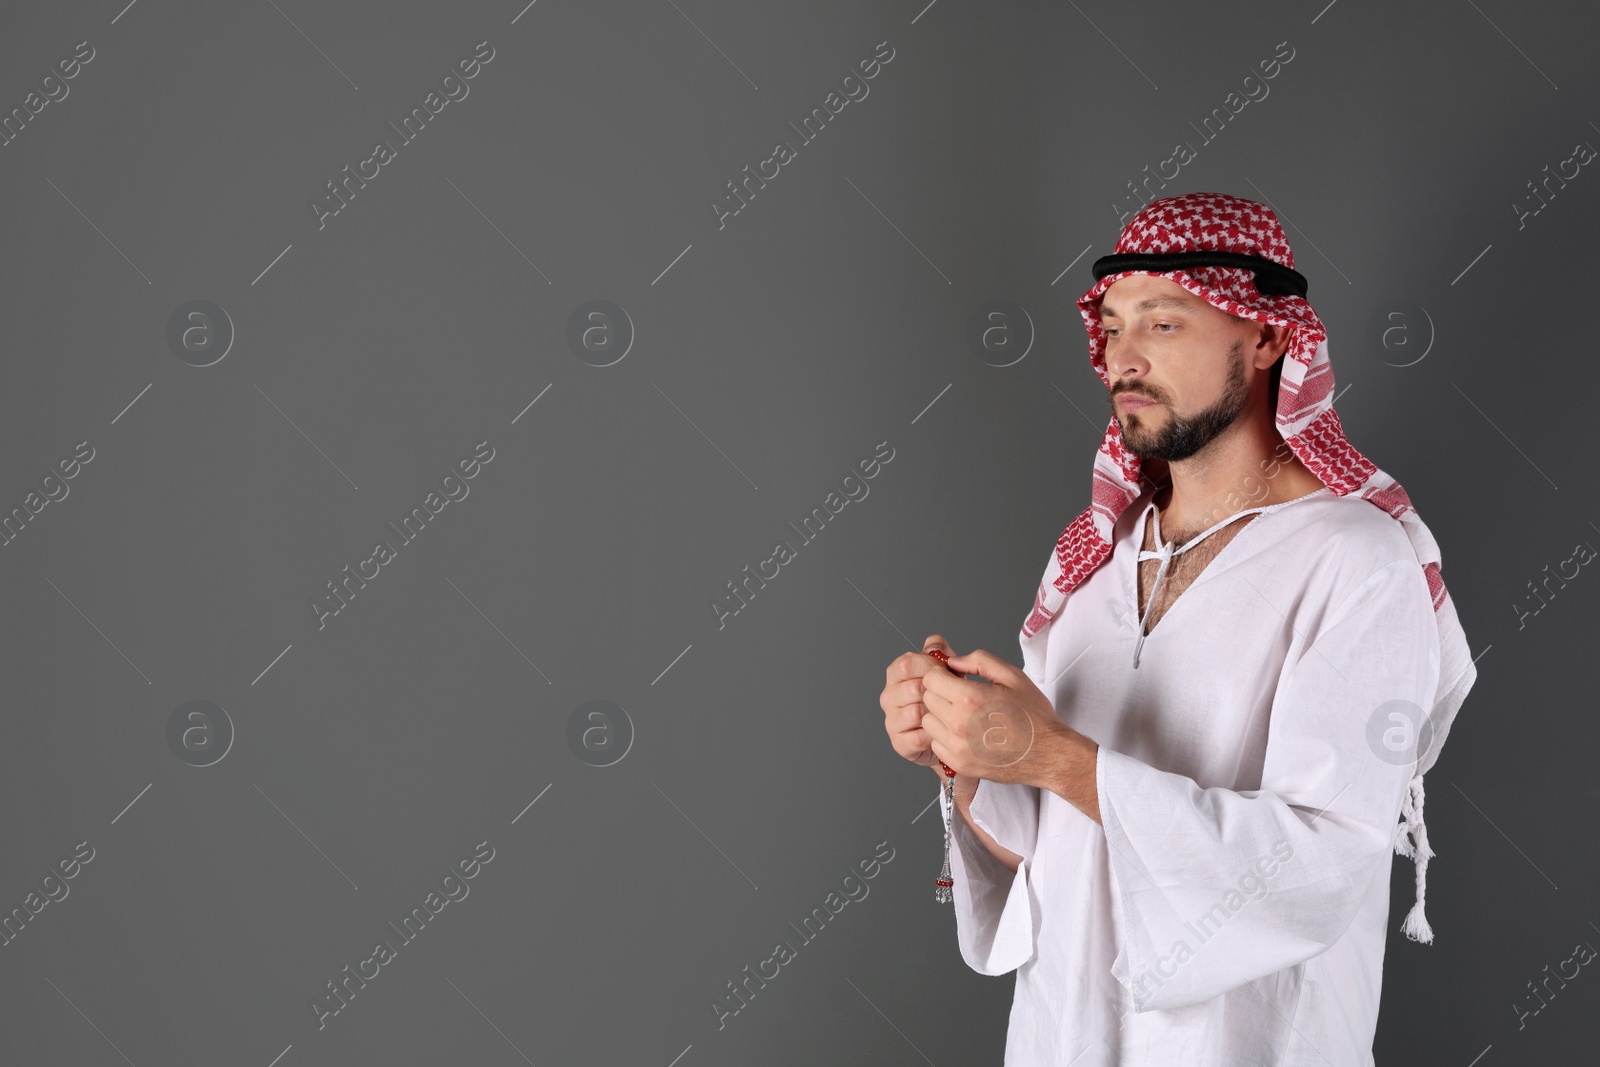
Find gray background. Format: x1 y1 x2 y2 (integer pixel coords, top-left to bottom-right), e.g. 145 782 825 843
0 0 1593 1064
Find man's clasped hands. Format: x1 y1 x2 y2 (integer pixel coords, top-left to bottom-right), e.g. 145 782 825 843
877 634 1082 795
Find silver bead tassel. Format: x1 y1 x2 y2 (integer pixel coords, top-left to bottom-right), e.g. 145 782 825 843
934 770 955 904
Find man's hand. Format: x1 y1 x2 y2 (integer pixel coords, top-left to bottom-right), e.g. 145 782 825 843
921 646 1081 792
879 634 966 771
884 636 1034 870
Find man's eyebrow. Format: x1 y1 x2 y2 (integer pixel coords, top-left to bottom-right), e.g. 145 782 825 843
1099 296 1195 319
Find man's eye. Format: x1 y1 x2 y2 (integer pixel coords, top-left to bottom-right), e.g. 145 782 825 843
1105 324 1176 337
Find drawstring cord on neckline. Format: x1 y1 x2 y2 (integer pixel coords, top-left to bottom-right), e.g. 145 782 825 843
1128 489 1331 669
1131 538 1174 669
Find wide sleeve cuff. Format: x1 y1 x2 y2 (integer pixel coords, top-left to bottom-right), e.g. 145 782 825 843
938 779 1039 975
969 779 1041 860
1096 743 1383 1012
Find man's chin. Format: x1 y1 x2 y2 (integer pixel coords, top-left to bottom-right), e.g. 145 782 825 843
1118 420 1159 449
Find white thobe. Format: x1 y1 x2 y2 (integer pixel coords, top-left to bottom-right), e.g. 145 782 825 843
938 483 1440 1066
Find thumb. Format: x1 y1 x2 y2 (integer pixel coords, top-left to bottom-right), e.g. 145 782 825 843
942 648 1013 687
922 634 953 656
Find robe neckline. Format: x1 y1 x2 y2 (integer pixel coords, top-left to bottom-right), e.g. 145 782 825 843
1126 484 1333 666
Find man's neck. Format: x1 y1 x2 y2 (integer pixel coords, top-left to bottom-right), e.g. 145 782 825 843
1152 418 1326 539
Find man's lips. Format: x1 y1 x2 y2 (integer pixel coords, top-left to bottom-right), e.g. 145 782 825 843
1116 393 1156 410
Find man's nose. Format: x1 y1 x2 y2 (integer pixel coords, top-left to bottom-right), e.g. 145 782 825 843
1105 339 1149 378
1108 355 1151 386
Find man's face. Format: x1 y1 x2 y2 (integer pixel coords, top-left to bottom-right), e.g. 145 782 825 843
1098 275 1260 463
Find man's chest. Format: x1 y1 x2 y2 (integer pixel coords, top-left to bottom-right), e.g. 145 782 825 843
1135 512 1260 636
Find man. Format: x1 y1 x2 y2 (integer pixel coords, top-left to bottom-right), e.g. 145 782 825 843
879 192 1475 1065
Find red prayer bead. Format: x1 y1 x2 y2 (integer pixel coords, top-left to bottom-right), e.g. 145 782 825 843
928 650 960 777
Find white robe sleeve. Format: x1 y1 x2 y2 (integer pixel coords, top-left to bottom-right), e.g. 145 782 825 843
1097 557 1441 1012
939 777 1041 975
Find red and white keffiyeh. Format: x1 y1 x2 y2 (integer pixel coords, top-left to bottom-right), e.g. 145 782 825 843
1022 191 1476 943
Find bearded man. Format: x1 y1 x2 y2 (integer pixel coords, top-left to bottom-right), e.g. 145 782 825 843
879 192 1475 1066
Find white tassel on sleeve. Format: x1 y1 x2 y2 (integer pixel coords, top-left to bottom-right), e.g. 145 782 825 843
1391 772 1435 943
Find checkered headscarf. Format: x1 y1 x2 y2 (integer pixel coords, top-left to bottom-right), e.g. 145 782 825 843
1021 191 1476 942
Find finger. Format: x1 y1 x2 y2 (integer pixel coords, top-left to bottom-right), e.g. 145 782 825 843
887 652 920 684
891 648 945 683
943 648 1018 688
924 721 957 771
897 704 925 733
887 677 924 712
919 658 967 702
899 653 944 683
920 685 954 727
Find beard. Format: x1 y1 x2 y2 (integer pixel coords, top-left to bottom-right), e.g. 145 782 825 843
1115 339 1251 462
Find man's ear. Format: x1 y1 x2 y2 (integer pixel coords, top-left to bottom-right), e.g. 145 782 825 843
1271 322 1294 358
1251 320 1293 368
